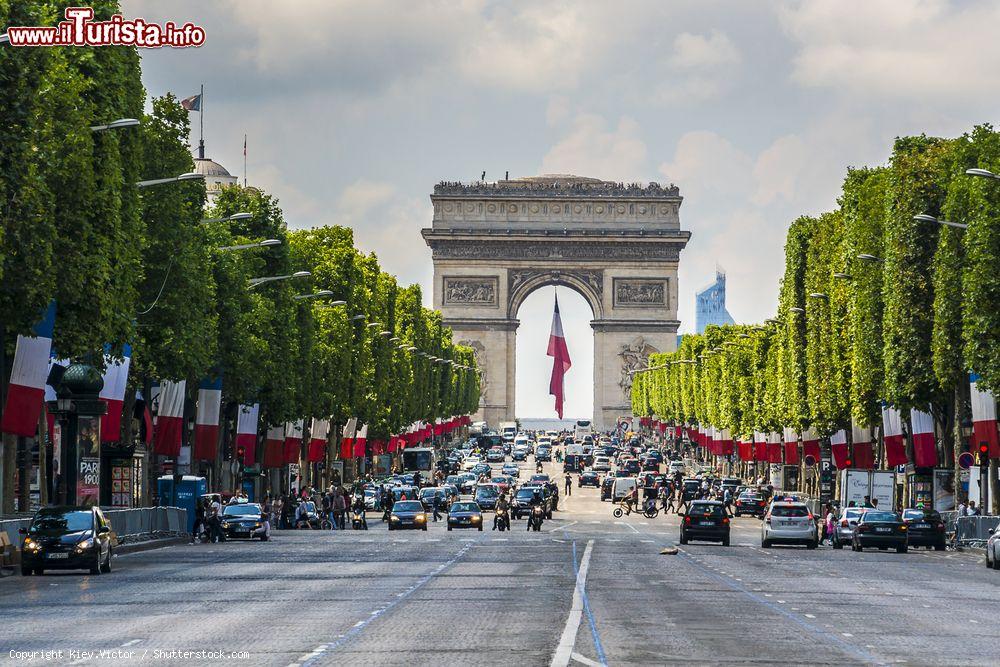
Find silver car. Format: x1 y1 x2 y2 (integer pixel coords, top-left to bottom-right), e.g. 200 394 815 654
762 501 817 548
831 507 866 549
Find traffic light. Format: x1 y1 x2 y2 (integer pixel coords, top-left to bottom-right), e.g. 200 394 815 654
978 442 989 466
844 458 853 468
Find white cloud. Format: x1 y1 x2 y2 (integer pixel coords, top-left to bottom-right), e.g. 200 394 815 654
541 114 647 181
658 130 753 202
336 180 396 221
670 29 741 69
778 0 1000 99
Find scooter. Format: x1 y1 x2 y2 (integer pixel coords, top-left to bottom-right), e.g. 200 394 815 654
351 509 368 530
527 505 544 532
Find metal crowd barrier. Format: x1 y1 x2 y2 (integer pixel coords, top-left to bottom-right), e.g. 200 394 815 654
954 515 1000 545
0 506 187 539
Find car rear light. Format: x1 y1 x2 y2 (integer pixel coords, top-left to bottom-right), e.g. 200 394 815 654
857 524 869 533
685 516 691 524
936 524 945 531
759 501 765 506
807 513 814 521
899 525 906 531
722 517 730 524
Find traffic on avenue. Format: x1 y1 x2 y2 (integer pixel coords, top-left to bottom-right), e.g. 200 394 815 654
4 424 999 666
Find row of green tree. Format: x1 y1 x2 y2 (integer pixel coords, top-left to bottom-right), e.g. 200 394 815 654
632 125 1000 461
0 1 480 449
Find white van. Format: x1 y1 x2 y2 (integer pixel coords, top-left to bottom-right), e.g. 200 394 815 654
612 477 637 503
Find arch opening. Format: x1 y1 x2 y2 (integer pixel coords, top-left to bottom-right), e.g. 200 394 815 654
514 283 594 423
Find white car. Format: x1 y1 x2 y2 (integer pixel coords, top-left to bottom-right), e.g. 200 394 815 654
592 456 611 472
761 501 818 549
462 456 482 471
668 461 685 475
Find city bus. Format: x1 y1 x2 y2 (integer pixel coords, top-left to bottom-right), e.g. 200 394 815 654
574 419 592 442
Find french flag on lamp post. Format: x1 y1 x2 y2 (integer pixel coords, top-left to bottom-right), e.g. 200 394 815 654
353 423 368 458
1 302 56 437
340 418 357 459
99 344 131 443
284 419 303 465
193 377 222 461
970 373 999 458
308 418 329 463
829 429 848 468
152 380 186 457
851 421 874 469
235 404 259 465
263 425 285 468
910 408 937 468
882 405 907 467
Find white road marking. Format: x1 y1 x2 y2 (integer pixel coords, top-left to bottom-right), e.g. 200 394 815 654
805 614 816 619
551 539 596 667
571 651 604 667
842 632 854 637
550 521 579 532
120 640 142 647
615 521 640 534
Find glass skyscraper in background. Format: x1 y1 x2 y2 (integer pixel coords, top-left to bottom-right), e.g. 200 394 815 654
695 267 735 334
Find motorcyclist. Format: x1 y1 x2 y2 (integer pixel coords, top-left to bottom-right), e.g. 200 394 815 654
536 459 544 473
381 487 395 522
528 490 544 531
494 494 510 531
351 493 368 530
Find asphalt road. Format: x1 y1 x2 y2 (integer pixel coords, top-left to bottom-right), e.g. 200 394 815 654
2 457 999 667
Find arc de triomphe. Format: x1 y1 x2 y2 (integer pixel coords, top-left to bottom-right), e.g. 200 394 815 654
422 175 690 431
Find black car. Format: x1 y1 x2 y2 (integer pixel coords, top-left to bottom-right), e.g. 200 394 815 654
641 457 659 472
389 500 428 531
622 459 641 476
852 510 908 553
474 485 500 511
680 501 730 546
734 492 767 518
512 449 528 462
221 503 269 540
513 486 552 519
419 488 449 512
578 471 600 488
20 506 114 575
536 446 552 462
901 508 946 550
447 501 484 531
681 479 702 502
600 476 614 501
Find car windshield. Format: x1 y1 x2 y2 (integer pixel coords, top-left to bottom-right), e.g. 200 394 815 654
689 504 724 518
684 481 701 490
516 489 535 499
531 475 550 482
902 509 939 521
394 501 423 512
771 505 809 517
864 511 898 522
739 493 762 501
491 478 507 484
223 504 261 516
31 510 92 533
420 489 440 498
451 503 479 512
476 486 499 497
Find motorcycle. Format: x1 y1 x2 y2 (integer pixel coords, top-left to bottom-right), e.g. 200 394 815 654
527 505 544 532
295 511 325 530
351 509 368 530
495 510 511 532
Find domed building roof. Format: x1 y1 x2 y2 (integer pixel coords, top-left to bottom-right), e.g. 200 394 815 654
194 158 233 178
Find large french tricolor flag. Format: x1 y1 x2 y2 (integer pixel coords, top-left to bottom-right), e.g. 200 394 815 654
235 404 259 465
782 427 800 465
851 421 874 469
263 425 285 468
767 432 782 464
284 419 303 464
910 408 937 468
308 418 329 462
193 377 222 460
153 380 186 457
547 295 572 419
353 423 368 458
801 428 820 464
882 405 907 467
99 344 132 443
829 429 848 468
753 432 766 461
1 302 56 437
340 417 357 459
970 373 999 458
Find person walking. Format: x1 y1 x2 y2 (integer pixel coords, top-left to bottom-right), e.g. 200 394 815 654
432 493 443 522
564 472 572 497
191 498 206 543
334 488 348 529
207 496 226 543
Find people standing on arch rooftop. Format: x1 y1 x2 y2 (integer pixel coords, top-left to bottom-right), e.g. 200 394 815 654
547 293 572 419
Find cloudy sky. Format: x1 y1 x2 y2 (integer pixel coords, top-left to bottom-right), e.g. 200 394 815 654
131 0 1000 419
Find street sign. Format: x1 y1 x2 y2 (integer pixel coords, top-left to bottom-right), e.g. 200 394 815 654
958 451 974 469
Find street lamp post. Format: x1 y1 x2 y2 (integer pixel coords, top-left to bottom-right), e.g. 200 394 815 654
217 239 281 252
247 270 311 289
136 172 205 189
90 118 140 132
201 212 253 224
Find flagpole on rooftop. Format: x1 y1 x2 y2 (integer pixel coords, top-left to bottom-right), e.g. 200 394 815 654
198 83 204 159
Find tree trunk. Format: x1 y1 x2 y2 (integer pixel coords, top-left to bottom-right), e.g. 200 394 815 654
38 406 48 506
17 435 30 511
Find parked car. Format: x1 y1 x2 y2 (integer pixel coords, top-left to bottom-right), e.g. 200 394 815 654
680 501 730 546
19 505 114 576
761 501 817 548
901 508 946 550
852 510 908 553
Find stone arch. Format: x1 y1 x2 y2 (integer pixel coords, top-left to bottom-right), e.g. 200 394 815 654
506 269 604 320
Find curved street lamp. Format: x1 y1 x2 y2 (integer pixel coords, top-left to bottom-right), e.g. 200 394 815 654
202 212 253 224
293 289 335 301
218 239 281 252
857 253 883 263
136 172 205 188
913 213 968 230
91 118 140 132
247 270 311 289
966 168 1000 181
